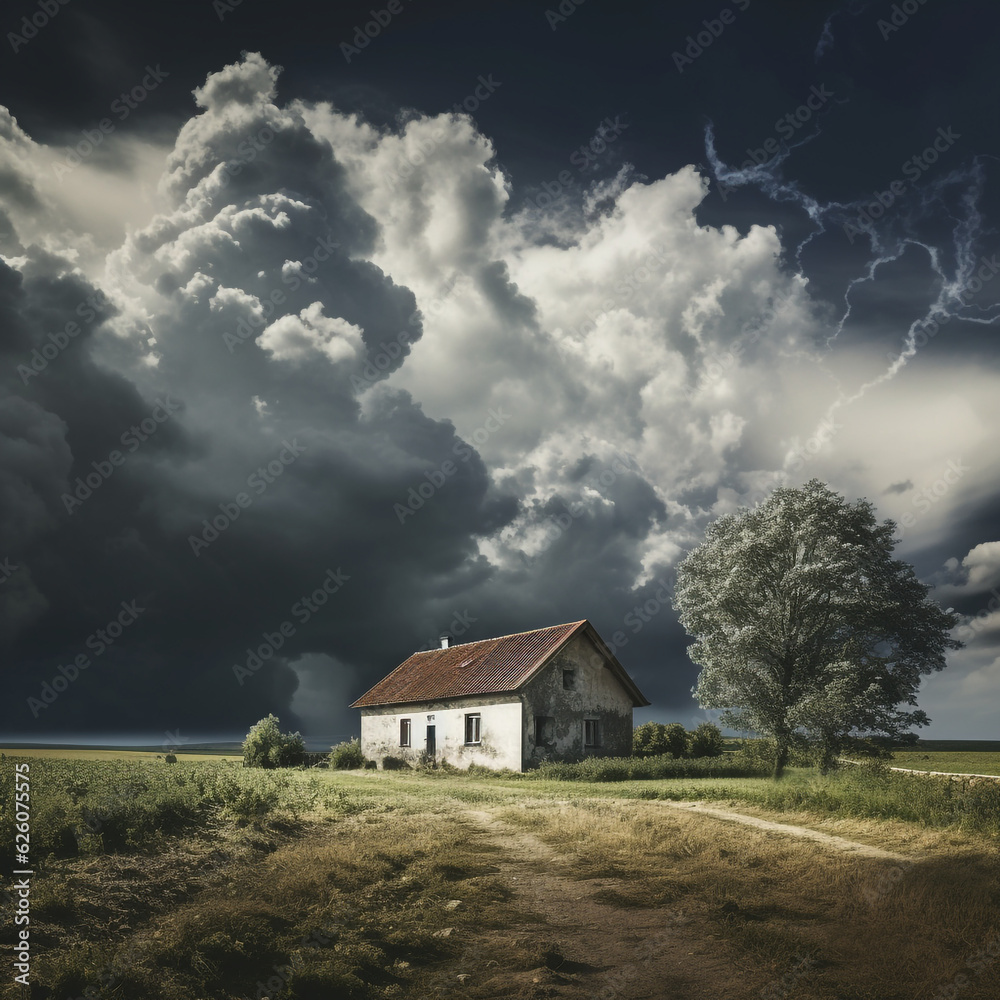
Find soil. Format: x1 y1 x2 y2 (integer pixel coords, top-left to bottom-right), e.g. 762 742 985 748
452 809 747 999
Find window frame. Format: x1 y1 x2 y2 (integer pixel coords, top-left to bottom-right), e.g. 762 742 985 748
583 718 600 748
399 718 411 747
562 669 576 690
464 713 482 745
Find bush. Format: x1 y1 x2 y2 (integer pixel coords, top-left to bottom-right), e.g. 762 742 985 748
633 722 668 757
329 739 365 770
381 756 410 771
164 754 177 764
688 722 725 758
663 723 689 758
634 722 691 758
242 715 306 769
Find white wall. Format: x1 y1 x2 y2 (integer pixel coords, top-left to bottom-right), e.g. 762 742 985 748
360 693 522 770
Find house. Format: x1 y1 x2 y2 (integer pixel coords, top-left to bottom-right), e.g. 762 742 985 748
349 619 650 771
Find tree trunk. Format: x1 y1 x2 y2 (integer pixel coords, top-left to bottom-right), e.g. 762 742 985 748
773 739 790 779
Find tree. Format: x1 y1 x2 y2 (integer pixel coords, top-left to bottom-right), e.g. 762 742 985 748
634 722 690 758
242 714 305 769
687 722 724 758
673 480 961 777
662 723 689 758
633 721 669 757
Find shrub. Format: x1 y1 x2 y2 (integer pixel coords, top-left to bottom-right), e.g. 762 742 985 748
329 739 365 770
634 721 691 758
381 756 410 771
662 723 689 758
688 722 725 758
164 753 177 764
242 715 306 769
633 722 668 757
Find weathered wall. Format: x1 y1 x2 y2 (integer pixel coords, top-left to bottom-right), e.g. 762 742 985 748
519 632 635 768
359 693 522 770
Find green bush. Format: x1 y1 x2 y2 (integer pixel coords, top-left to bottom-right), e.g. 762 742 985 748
634 722 691 758
329 739 365 770
242 715 306 769
381 756 410 771
688 722 725 758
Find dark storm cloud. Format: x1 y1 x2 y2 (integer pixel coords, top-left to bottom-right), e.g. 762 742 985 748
0 53 526 738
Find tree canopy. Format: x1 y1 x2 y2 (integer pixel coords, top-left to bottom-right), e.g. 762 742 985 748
673 480 962 776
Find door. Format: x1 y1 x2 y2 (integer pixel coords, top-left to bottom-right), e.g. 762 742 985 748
426 725 436 757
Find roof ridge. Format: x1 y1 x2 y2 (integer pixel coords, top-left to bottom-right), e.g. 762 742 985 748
410 619 587 654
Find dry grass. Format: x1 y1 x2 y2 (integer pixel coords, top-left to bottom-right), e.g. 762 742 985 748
8 759 999 999
495 798 1000 998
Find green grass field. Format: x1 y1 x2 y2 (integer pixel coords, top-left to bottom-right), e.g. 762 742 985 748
887 751 1000 776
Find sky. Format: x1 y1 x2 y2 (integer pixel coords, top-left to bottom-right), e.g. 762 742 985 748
0 0 998 747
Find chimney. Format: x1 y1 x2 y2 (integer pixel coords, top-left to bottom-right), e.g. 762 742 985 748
439 634 451 649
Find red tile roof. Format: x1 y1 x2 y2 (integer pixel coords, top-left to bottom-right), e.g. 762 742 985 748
350 619 649 708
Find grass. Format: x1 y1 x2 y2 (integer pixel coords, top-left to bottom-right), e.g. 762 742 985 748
492 796 1000 998
886 751 1000 776
3 754 999 998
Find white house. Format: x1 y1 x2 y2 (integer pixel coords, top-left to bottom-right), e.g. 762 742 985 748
350 619 650 771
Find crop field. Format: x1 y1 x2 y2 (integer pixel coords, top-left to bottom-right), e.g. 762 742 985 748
1 753 998 999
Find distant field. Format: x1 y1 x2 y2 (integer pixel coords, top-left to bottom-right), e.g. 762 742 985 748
0 747 243 762
888 751 1000 776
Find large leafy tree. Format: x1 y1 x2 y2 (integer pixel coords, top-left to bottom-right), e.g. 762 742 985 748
673 480 961 776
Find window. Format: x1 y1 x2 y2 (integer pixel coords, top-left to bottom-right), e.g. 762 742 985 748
584 719 600 748
399 718 411 747
562 669 576 690
465 713 481 745
534 716 554 746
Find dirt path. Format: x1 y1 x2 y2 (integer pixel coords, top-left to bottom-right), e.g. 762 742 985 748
646 800 913 861
460 808 742 999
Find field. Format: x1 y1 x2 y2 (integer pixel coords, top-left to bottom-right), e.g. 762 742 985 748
1 752 998 1000
886 752 1000 777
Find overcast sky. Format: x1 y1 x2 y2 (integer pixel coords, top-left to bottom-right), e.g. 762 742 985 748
1 0 998 747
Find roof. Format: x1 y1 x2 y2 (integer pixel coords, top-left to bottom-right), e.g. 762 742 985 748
350 619 650 708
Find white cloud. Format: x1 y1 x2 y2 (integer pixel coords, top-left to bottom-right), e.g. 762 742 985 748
259 302 364 365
